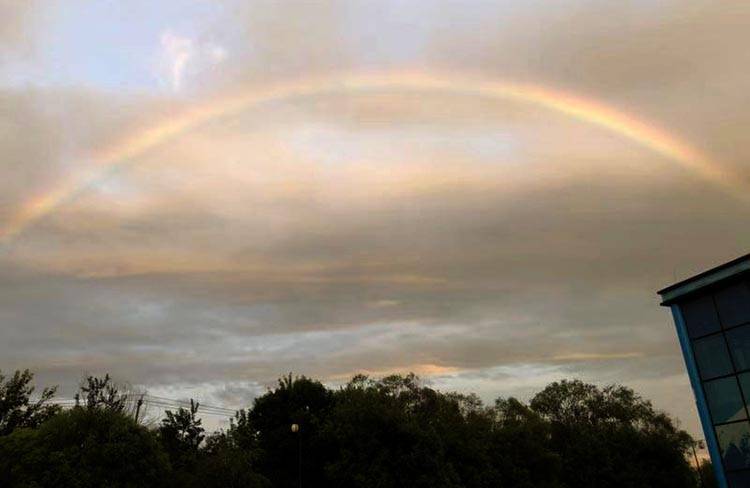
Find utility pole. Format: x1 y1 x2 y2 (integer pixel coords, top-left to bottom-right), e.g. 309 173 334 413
134 394 144 423
692 440 705 488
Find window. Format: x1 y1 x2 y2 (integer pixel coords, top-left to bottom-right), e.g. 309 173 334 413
705 377 747 424
694 334 734 380
717 282 750 329
738 373 750 406
716 421 750 471
681 295 721 338
727 470 750 487
728 325 750 372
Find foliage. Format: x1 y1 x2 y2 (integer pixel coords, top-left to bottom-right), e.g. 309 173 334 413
326 375 471 486
77 374 128 413
160 399 205 455
156 398 205 486
0 370 701 488
156 400 272 488
323 374 560 488
695 459 719 488
491 397 563 488
248 373 334 488
0 407 170 487
529 379 696 488
0 369 60 436
226 407 262 452
189 431 270 488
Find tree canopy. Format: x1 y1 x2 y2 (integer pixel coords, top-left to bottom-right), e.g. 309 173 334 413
530 379 696 488
0 407 171 487
0 369 60 436
0 369 707 488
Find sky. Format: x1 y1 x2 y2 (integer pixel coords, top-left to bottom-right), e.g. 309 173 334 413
1 0 750 435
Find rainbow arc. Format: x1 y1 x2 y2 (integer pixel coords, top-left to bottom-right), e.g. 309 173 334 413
1 71 741 242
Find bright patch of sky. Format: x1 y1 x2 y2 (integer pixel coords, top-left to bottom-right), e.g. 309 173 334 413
286 123 519 168
339 0 435 66
13 0 238 92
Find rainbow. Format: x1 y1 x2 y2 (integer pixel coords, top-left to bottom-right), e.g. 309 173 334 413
0 70 741 242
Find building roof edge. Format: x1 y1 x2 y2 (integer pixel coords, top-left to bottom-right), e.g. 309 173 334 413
659 254 750 306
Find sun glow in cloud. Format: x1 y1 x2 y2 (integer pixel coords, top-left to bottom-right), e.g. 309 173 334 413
1 70 743 243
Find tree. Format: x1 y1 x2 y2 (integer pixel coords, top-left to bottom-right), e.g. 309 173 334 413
0 368 703 488
490 397 562 488
77 374 128 413
158 400 271 488
159 399 205 470
249 374 334 488
325 374 511 488
0 407 171 487
0 369 60 436
226 408 262 452
529 379 696 488
695 459 719 488
191 430 270 488
161 399 205 449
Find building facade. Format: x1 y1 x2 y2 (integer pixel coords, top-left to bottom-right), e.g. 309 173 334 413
659 254 750 488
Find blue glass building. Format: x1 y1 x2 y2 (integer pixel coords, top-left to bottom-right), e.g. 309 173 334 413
659 254 750 488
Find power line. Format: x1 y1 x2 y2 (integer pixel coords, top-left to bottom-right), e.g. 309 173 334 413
45 394 239 418
144 394 237 414
143 399 235 417
143 397 236 415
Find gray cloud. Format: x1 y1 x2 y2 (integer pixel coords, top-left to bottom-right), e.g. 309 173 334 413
2 0 750 440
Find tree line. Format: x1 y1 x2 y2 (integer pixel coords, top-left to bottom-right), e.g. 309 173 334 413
0 368 716 487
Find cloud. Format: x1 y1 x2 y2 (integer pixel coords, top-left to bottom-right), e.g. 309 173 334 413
158 30 193 92
156 29 227 92
0 0 37 53
2 0 750 440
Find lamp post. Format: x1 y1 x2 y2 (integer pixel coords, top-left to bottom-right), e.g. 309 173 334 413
291 423 301 488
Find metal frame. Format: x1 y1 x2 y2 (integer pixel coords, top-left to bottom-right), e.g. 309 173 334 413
671 304 729 488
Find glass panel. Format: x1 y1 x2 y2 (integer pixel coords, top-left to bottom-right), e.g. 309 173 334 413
728 326 750 372
727 470 750 488
682 295 721 338
717 282 750 329
716 421 750 471
705 377 747 423
694 334 734 380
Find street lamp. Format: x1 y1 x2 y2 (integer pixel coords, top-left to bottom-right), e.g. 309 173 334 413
291 423 301 488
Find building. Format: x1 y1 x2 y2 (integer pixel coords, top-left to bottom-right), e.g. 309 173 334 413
659 254 750 488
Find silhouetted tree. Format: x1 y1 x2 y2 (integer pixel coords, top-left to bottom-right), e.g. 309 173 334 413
0 369 60 436
0 407 170 487
324 374 561 488
156 401 270 488
249 374 333 488
159 398 205 480
0 370 701 488
695 459 719 488
191 430 270 488
323 374 463 487
161 399 205 449
226 407 262 452
529 379 695 488
490 397 563 488
77 374 128 413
